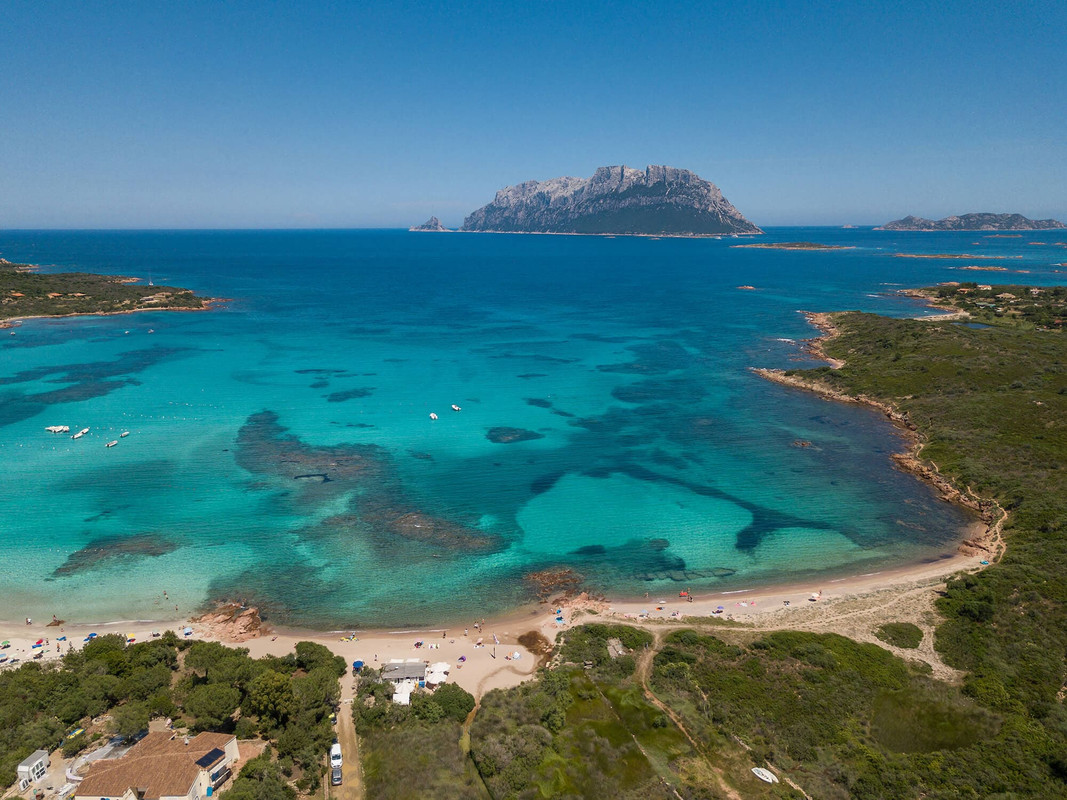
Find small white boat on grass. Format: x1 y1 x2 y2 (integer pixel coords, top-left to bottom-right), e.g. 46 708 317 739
105 440 118 448
45 425 70 434
752 767 779 784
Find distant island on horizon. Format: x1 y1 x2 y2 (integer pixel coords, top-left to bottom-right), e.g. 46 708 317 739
876 212 1066 231
421 165 762 237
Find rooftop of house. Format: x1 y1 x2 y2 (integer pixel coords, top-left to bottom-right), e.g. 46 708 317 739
74 731 235 799
382 660 427 680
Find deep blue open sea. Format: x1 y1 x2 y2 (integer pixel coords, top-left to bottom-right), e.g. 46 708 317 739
1 228 1064 627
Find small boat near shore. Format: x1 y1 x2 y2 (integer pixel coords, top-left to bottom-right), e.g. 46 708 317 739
45 425 70 434
106 440 118 448
451 404 462 412
120 431 130 438
429 413 438 420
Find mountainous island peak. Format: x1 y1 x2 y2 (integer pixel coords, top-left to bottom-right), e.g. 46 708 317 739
876 213 1065 231
460 165 762 236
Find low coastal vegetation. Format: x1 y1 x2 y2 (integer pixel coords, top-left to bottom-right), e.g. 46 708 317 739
874 622 924 649
0 259 211 322
0 632 343 795
771 286 1067 794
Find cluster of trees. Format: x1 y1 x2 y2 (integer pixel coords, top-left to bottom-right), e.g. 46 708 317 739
184 639 345 793
0 633 345 794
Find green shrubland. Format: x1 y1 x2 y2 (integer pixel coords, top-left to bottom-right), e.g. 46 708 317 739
0 260 210 320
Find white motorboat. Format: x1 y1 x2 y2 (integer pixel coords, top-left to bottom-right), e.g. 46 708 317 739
106 440 118 448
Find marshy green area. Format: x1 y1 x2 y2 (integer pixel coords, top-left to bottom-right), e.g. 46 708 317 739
0 259 210 321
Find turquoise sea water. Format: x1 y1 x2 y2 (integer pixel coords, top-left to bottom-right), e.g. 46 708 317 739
1 228 1064 628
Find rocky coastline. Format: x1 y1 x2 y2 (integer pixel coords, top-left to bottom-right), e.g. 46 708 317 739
753 310 1006 560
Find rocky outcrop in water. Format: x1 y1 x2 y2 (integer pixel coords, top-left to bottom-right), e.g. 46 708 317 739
409 216 450 232
487 426 545 443
461 165 762 236
876 213 1066 231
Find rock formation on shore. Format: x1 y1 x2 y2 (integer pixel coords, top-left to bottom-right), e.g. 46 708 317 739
876 213 1065 231
461 165 762 236
409 216 450 232
194 603 265 642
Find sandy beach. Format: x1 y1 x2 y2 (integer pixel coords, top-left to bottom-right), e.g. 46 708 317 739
0 538 995 697
0 609 545 699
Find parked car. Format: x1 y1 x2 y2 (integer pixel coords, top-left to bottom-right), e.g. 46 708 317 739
330 741 342 768
331 765 342 786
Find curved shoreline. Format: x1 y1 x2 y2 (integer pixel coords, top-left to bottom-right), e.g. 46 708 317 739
751 308 1006 562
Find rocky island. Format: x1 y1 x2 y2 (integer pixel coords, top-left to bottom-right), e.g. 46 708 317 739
876 213 1065 231
0 258 215 326
409 215 450 232
731 241 852 251
461 165 762 236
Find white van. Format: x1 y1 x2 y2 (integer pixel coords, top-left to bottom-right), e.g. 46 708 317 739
330 742 342 768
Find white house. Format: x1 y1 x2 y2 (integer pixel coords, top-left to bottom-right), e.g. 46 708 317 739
381 658 426 685
17 750 49 789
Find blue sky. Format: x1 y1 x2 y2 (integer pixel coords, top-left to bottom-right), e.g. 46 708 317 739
2 0 1064 228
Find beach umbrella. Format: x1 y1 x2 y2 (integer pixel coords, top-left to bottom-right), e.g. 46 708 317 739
353 660 364 672
35 639 44 645
57 636 66 641
183 626 193 636
0 641 8 647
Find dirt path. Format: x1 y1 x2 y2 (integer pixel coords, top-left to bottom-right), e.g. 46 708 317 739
634 632 744 800
334 684 363 800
